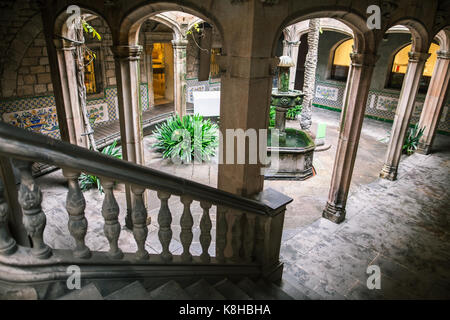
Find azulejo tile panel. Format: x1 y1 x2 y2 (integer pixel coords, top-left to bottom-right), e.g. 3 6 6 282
186 78 221 103
2 106 61 139
312 80 450 133
315 85 339 101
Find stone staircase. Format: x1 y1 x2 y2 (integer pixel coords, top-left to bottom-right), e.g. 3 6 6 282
57 274 322 300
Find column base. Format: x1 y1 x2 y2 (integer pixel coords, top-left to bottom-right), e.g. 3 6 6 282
379 164 397 181
416 144 431 155
322 202 346 224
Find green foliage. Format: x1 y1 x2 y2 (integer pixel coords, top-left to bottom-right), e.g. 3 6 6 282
82 20 101 41
286 105 302 120
269 106 276 128
79 140 122 193
152 114 219 164
403 124 425 155
269 104 303 127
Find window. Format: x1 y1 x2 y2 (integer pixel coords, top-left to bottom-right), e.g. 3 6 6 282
210 48 221 78
388 43 439 93
83 48 103 95
84 51 97 94
330 39 353 81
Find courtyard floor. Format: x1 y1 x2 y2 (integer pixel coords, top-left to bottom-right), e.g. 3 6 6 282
36 107 450 299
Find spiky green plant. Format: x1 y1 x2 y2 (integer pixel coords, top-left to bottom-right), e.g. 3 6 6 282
403 124 425 155
152 114 219 164
79 140 122 192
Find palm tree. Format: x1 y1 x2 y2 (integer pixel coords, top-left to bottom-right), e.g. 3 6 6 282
300 18 320 131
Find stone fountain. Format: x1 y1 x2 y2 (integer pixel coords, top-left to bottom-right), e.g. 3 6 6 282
264 56 316 180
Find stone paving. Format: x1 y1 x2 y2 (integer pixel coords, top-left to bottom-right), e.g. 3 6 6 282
35 107 450 299
282 136 450 299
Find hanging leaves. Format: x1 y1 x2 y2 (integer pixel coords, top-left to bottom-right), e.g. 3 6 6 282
81 20 102 41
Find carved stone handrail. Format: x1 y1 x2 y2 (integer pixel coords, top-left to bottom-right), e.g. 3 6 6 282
0 122 292 217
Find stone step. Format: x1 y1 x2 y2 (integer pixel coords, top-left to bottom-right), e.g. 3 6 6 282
149 280 191 300
236 278 275 300
105 281 151 300
58 283 103 300
213 278 252 300
184 279 225 300
277 277 311 300
255 279 294 300
283 273 324 300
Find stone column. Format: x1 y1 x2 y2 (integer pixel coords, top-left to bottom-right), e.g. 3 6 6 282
283 40 301 91
144 32 155 109
112 45 146 228
172 39 188 116
54 39 87 147
217 55 278 197
417 50 450 154
380 51 430 180
323 52 378 223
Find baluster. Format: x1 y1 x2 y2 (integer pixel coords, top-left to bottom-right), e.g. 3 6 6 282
216 206 228 263
14 160 51 259
199 201 212 263
230 212 243 262
254 215 266 264
180 195 193 262
101 179 123 259
131 186 149 260
157 191 172 262
63 169 91 259
0 180 17 255
242 213 256 263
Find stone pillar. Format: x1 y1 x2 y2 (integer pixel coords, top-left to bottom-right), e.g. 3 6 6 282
323 52 378 223
112 45 146 228
417 50 450 154
380 51 430 180
144 32 155 109
54 39 87 147
172 39 188 116
217 55 277 197
283 40 301 91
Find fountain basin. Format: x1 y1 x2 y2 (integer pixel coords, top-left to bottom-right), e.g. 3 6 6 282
265 128 316 180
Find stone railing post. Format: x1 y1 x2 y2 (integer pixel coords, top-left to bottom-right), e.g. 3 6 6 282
172 39 188 117
380 51 430 180
14 160 51 259
417 50 450 154
323 52 378 223
0 176 17 255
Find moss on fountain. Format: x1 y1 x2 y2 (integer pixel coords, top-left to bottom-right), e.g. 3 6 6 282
267 128 315 148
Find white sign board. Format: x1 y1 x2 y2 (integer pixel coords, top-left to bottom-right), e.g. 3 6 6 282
193 91 220 117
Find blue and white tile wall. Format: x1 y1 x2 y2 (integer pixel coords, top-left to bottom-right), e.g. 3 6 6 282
0 85 151 138
313 80 450 133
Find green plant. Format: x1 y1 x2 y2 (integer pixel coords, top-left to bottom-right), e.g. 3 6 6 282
403 124 425 155
79 140 122 192
269 105 302 127
152 114 219 164
269 106 276 128
286 105 302 120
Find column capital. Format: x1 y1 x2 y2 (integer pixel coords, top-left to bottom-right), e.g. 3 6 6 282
437 50 450 60
171 39 188 49
112 45 143 61
349 52 379 67
408 51 431 62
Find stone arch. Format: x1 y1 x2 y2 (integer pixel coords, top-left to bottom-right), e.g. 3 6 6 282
1 13 43 98
434 27 450 52
273 8 377 57
384 19 430 53
117 2 226 54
